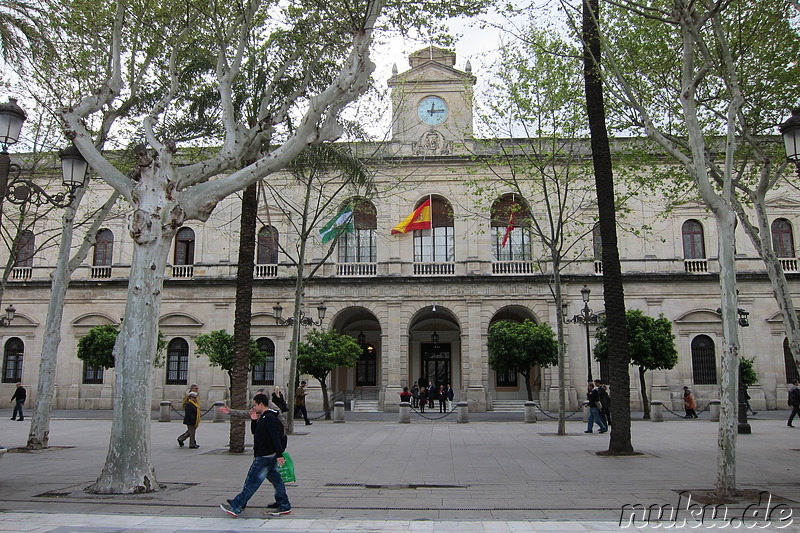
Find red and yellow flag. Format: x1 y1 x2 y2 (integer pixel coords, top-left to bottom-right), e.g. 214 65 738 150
392 199 432 234
501 211 516 248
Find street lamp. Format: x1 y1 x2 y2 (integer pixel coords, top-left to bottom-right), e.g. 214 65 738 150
0 98 27 203
780 108 800 177
272 303 326 327
715 305 752 434
0 304 15 326
4 145 89 208
563 285 601 382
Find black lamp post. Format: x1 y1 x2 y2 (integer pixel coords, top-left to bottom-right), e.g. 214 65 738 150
0 98 27 206
716 305 752 434
780 108 800 177
0 304 15 326
272 303 326 327
563 285 601 383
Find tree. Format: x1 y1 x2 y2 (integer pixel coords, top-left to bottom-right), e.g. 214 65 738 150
594 310 678 419
0 0 50 71
26 0 489 493
296 328 361 419
193 330 266 378
740 358 757 387
76 324 120 369
487 320 558 401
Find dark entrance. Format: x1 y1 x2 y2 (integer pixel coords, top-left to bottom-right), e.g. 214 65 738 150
421 343 451 388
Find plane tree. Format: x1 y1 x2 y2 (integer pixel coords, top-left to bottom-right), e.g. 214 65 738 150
487 320 558 401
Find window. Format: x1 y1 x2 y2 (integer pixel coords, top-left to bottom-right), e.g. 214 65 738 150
93 229 114 266
174 228 195 265
82 362 104 384
593 225 603 261
2 337 23 383
166 338 189 385
356 344 377 386
682 220 706 260
413 197 454 262
339 200 377 263
14 230 34 267
772 219 795 258
495 368 517 387
784 338 799 384
691 335 717 385
252 337 275 386
490 195 532 261
257 226 279 264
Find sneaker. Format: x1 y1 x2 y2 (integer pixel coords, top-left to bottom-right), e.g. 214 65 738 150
220 503 238 517
266 502 279 509
271 509 292 516
305 421 312 425
177 438 184 448
227 499 246 510
599 430 607 433
584 430 592 433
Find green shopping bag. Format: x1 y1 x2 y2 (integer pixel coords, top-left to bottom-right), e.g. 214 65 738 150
277 452 296 483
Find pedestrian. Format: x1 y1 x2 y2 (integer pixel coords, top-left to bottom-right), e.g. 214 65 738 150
743 385 757 415
400 386 413 404
220 394 291 517
585 382 608 434
446 384 454 406
411 383 420 408
272 386 289 413
683 386 698 419
594 379 611 426
418 386 427 413
181 383 198 410
178 390 201 448
295 380 311 426
438 385 447 412
10 382 26 421
427 382 436 409
787 380 800 427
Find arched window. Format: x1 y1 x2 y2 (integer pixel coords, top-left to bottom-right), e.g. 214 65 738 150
166 338 189 385
490 195 531 261
14 230 34 267
82 361 104 384
682 220 706 260
772 219 795 258
784 338 800 384
257 226 279 264
174 228 195 265
339 199 377 263
93 229 114 267
356 344 377 386
252 337 275 386
413 197 454 262
2 337 24 383
691 335 717 385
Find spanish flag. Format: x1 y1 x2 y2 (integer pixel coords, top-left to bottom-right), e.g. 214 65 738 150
392 199 432 234
501 211 516 248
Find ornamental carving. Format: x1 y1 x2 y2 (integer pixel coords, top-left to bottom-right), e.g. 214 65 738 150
412 130 452 156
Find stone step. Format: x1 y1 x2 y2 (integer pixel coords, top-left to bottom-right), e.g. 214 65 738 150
491 400 531 412
351 400 381 412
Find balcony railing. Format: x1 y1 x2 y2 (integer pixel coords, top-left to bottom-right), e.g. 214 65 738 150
170 265 194 279
684 259 708 273
254 264 278 279
780 258 798 273
11 267 31 281
337 262 377 277
91 266 112 279
594 260 603 275
491 261 536 275
413 262 455 275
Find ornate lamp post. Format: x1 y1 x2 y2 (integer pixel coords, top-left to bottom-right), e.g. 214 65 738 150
0 304 15 326
780 108 800 177
0 98 27 207
716 305 752 434
272 303 326 327
563 285 601 383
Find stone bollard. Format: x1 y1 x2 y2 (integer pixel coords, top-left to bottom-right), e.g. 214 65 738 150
213 401 226 423
524 401 538 423
709 399 720 421
333 401 346 423
650 400 664 422
582 401 589 423
458 401 469 423
399 402 411 423
159 401 171 422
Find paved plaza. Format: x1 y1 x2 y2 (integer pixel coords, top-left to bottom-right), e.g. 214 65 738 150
0 408 797 532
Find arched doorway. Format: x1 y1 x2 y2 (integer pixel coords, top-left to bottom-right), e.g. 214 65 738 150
409 306 461 393
329 306 382 402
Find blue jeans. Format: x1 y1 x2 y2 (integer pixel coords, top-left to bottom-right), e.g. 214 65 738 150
229 455 290 513
12 400 24 419
588 406 607 432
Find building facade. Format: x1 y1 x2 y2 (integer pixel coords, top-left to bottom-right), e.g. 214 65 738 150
1 48 799 413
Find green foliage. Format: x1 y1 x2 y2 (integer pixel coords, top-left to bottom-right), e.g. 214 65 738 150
297 328 361 384
594 309 678 372
487 320 558 373
194 330 266 372
740 357 758 387
77 325 167 369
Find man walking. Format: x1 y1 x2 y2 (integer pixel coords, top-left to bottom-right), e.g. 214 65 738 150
788 380 800 427
10 382 26 421
295 381 311 426
220 394 291 517
594 379 611 426
585 382 607 434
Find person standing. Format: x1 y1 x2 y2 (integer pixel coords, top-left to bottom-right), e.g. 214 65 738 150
787 380 800 427
438 385 447 413
585 382 607 434
418 386 427 413
446 384 454 407
220 394 291 517
295 381 311 426
10 382 26 421
683 386 698 419
178 391 201 448
271 386 288 413
411 383 420 408
427 382 436 409
400 386 413 404
594 379 611 426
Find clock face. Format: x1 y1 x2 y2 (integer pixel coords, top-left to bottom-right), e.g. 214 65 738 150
417 96 448 126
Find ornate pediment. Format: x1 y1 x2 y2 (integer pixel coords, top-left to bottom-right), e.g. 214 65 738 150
412 130 453 156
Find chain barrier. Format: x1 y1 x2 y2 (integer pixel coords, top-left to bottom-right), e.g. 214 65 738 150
169 403 217 419
410 401 457 421
533 403 584 420
661 401 710 418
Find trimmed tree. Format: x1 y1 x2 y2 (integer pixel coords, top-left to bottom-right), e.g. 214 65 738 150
594 309 678 419
193 330 267 383
296 329 361 420
77 325 166 369
487 320 558 401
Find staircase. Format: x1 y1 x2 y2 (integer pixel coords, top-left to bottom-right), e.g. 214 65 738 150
491 399 529 412
351 399 381 412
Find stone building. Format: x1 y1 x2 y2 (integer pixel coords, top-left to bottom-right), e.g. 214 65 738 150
1 47 798 414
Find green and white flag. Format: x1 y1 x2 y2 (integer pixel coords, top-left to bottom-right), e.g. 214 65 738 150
319 206 354 244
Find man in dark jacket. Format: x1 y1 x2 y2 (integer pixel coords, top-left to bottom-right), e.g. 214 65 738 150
220 394 291 517
788 380 800 427
10 382 25 421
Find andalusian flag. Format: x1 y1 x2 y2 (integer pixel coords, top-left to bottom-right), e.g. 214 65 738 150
319 206 354 244
392 198 432 234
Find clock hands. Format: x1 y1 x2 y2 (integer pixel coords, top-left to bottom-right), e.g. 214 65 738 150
426 101 445 116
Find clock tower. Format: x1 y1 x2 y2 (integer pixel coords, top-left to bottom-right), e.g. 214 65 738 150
387 46 476 155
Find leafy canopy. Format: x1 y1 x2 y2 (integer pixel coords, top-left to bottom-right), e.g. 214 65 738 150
194 330 267 372
297 328 362 383
487 320 558 373
594 309 678 372
77 324 166 368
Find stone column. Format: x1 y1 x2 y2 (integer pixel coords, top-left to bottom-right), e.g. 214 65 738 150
213 401 226 422
457 401 469 423
464 300 487 412
709 399 721 421
650 400 664 422
333 401 345 423
399 402 411 423
159 401 171 422
524 401 537 423
382 302 405 412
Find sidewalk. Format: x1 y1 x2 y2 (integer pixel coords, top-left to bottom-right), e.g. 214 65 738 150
0 408 797 532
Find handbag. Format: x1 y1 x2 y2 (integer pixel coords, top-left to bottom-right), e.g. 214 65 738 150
277 452 296 483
